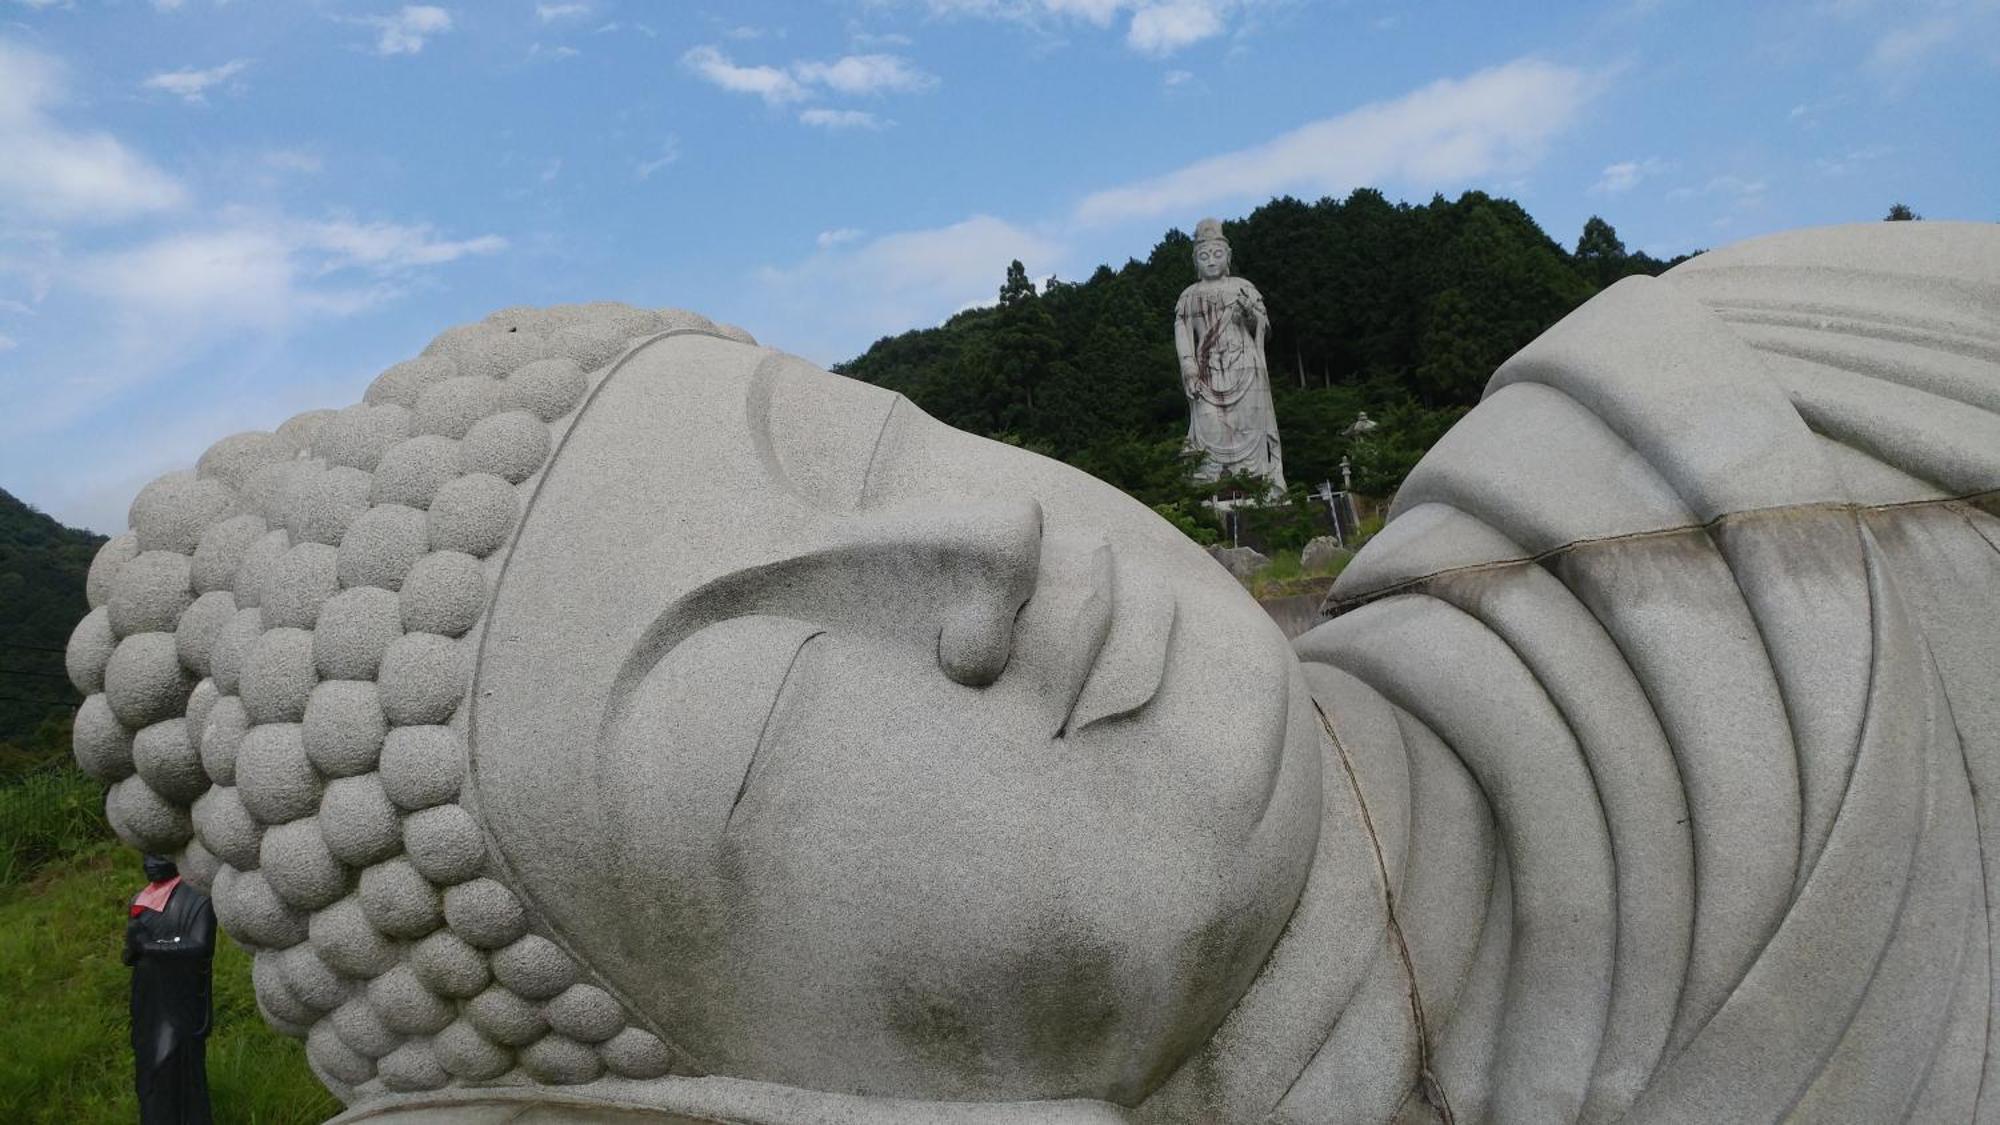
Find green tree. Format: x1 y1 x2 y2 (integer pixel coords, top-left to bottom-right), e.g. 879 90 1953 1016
837 187 1675 520
1575 215 1630 289
990 260 1060 427
1885 202 1921 221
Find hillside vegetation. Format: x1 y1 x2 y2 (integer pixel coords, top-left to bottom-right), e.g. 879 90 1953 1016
836 190 1684 537
0 487 101 777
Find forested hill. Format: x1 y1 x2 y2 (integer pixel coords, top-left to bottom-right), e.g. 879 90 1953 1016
835 189 1686 518
0 488 101 773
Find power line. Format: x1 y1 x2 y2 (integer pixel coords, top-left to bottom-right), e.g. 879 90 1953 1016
0 668 74 681
0 694 77 708
0 641 68 655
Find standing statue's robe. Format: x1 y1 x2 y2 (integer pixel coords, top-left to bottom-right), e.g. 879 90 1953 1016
1139 222 2000 1124
1175 276 1286 490
127 879 216 1125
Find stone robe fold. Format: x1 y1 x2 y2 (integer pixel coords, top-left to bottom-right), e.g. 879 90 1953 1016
1162 222 2000 1124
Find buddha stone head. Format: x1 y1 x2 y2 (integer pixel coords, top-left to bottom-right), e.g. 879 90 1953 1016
1192 217 1231 281
68 303 1324 1113
479 334 1323 1102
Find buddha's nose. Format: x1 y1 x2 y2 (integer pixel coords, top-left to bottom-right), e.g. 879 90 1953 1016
935 498 1043 687
856 496 1043 687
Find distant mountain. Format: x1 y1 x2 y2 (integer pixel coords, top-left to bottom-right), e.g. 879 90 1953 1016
0 488 102 774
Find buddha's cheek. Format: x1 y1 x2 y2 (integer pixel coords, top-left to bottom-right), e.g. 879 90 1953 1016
685 645 1314 1101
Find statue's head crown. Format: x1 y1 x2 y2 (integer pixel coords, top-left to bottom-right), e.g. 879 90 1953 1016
1194 217 1227 245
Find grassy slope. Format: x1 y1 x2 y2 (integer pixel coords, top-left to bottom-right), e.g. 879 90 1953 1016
0 846 339 1123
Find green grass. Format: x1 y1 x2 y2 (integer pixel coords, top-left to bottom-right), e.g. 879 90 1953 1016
0 764 112 889
0 845 339 1123
1241 515 1386 601
1245 546 1343 600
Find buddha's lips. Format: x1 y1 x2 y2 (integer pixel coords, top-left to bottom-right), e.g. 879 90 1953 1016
1058 542 1175 737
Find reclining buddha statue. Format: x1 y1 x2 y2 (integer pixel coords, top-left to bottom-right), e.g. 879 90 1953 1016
67 221 2000 1123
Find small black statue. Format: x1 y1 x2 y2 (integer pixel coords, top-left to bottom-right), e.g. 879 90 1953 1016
124 854 215 1125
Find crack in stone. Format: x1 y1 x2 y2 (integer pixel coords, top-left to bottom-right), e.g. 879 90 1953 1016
1315 698 1456 1125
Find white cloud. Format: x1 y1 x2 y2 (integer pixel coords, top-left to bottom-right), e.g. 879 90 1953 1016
792 53 937 95
76 227 313 326
1591 156 1668 194
0 333 15 351
1075 58 1604 225
1863 0 2000 79
71 217 504 328
536 2 588 21
851 30 915 48
1665 173 1769 231
1162 68 1193 86
141 59 250 103
816 227 863 248
800 107 888 130
1667 174 1767 203
261 148 324 174
1127 0 1225 55
682 44 810 104
0 40 188 223
904 0 1254 55
298 217 506 271
751 215 1064 364
1814 145 1891 176
1042 0 1126 22
1869 15 1956 72
635 137 680 179
684 46 938 105
5 212 507 447
364 6 453 56
0 37 514 532
594 21 657 37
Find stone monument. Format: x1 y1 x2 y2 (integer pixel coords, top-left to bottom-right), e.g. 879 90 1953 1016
1175 218 1285 492
126 851 216 1124
65 224 2000 1122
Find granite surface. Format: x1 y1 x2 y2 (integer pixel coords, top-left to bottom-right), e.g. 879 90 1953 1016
68 223 2000 1122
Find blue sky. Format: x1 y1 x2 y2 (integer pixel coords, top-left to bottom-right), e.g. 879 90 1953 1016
2 0 1995 532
